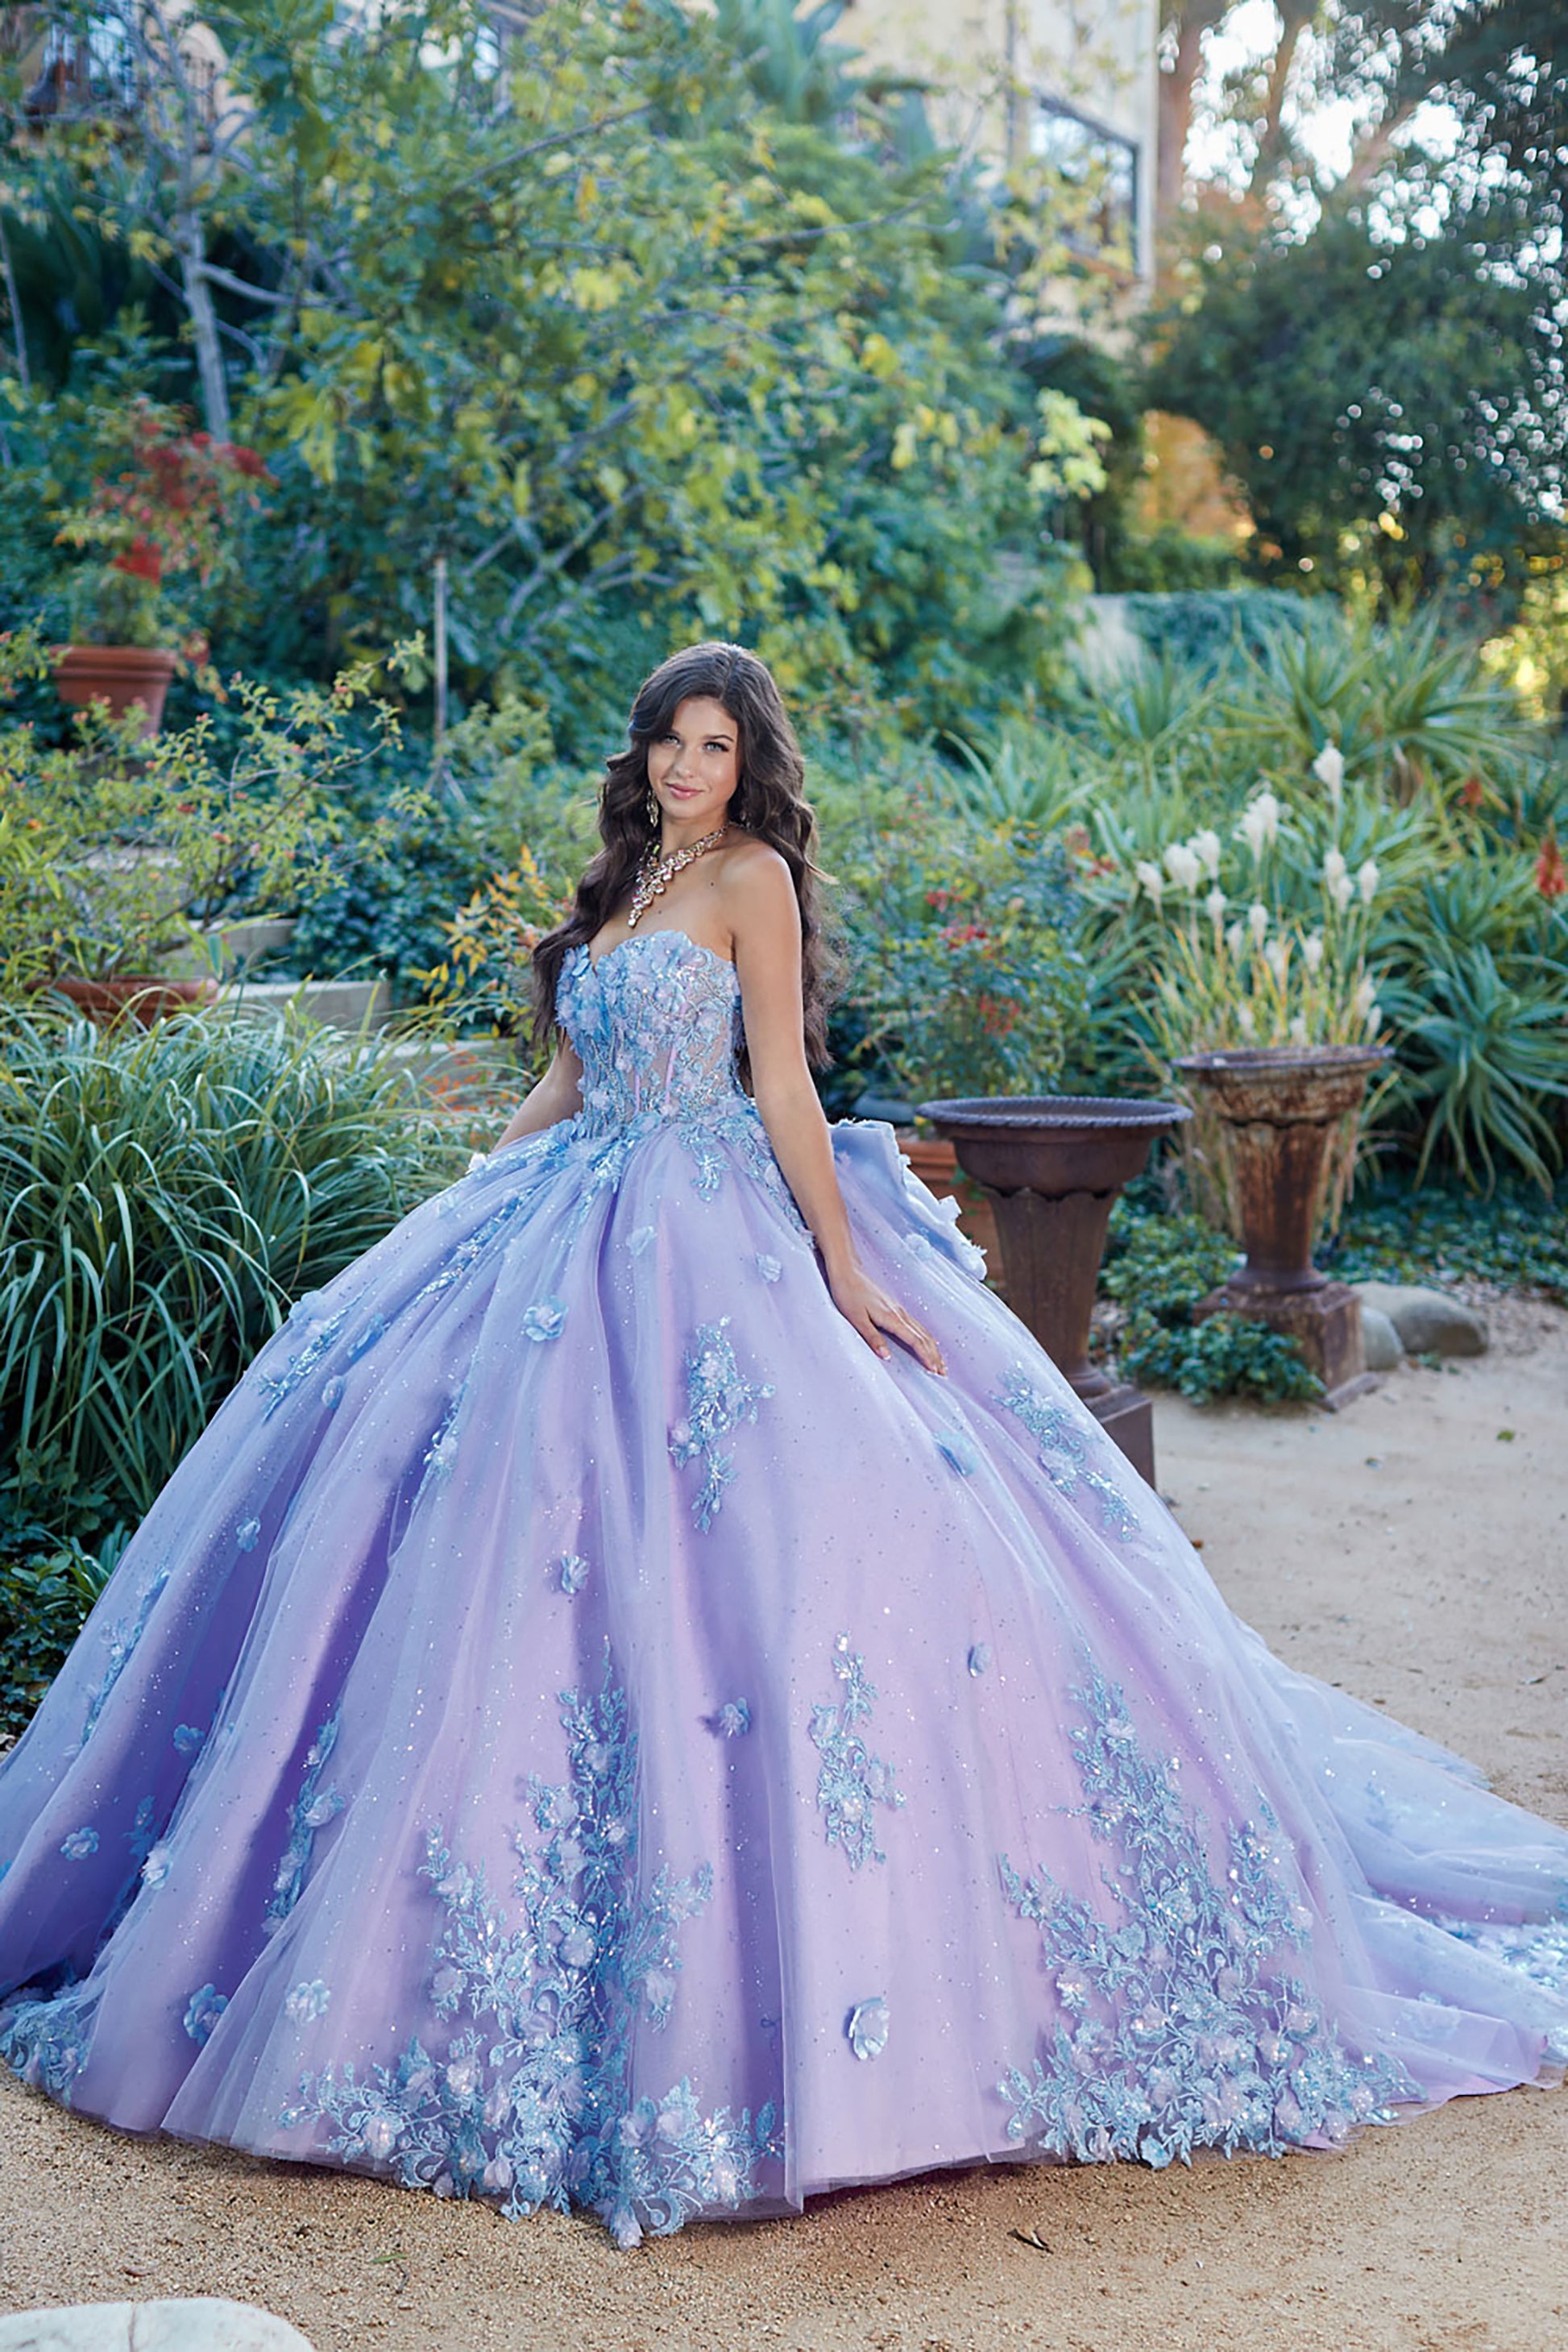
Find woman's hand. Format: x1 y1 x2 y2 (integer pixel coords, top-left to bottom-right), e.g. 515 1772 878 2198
828 1263 947 1375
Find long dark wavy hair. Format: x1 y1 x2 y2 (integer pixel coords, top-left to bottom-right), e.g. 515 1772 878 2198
532 642 838 1078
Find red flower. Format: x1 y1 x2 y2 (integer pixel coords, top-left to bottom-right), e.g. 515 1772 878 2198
924 888 954 911
1459 774 1485 808
939 921 989 948
112 537 164 583
1536 836 1567 900
227 443 274 482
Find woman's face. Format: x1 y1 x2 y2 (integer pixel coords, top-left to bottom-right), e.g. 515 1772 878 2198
645 695 741 834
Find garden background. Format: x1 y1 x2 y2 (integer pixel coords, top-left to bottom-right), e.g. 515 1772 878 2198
0 0 1566 1722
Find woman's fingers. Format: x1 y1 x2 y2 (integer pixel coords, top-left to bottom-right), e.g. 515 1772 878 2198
869 1300 946 1376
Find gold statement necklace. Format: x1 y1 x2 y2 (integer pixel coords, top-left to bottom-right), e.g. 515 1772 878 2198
624 821 731 928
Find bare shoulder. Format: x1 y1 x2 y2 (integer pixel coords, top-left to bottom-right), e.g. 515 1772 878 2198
720 836 798 937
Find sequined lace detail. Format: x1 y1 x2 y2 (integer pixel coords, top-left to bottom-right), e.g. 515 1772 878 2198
554 932 807 1226
668 1318 774 1533
810 1636 905 1870
997 1368 1141 1542
79 1567 169 1748
0 1982 100 2103
560 932 744 1134
265 1705 346 1932
286 1650 779 2247
996 1665 1417 2165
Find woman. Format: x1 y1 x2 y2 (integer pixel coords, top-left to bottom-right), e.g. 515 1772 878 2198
0 642 1563 2251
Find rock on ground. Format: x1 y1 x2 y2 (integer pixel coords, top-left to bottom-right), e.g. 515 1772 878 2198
1354 1280 1488 1356
0 2303 314 2351
1359 1303 1404 1371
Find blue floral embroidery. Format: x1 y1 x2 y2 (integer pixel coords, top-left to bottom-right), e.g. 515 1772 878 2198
710 1700 751 1738
79 1566 169 1748
59 1827 98 1860
285 1980 332 2024
183 1985 229 2046
236 1516 262 1552
995 1665 1417 2167
415 1385 465 1505
846 1997 890 2060
809 1636 905 1871
288 1649 778 2247
998 1367 1140 1542
413 1199 529 1305
173 1724 204 1757
556 1553 590 1597
321 1375 346 1409
754 1254 782 1284
125 1794 158 1867
0 1984 100 2102
522 1298 566 1342
555 935 809 1234
142 1843 173 1889
265 1706 346 1932
628 1225 657 1256
935 1428 979 1476
1434 1915 1568 2001
668 1318 774 1533
259 1305 351 1417
967 1644 992 1678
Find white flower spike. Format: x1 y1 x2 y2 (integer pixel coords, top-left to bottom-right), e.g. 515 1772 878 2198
1312 743 1345 803
1163 842 1202 892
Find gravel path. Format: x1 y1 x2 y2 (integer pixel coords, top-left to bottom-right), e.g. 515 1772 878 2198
2 1299 1564 2352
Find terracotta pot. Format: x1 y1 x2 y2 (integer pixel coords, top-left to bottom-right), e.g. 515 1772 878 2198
1174 1044 1393 1408
917 1095 1191 1483
893 1134 1001 1270
46 977 218 1029
53 645 178 740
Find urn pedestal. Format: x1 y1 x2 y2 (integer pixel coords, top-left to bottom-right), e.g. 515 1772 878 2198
916 1096 1191 1486
1173 1045 1392 1410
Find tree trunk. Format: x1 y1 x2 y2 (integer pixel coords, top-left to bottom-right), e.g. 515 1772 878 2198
176 206 231 442
1156 0 1230 240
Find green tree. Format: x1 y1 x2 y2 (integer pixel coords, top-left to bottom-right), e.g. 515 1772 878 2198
1145 205 1565 617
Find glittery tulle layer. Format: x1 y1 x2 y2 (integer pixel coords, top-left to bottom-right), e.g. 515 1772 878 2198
0 929 1563 2248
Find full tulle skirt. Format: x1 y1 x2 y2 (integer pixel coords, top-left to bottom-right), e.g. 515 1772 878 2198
0 1114 1564 2248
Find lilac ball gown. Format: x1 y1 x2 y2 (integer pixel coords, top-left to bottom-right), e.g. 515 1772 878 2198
1 927 1565 2249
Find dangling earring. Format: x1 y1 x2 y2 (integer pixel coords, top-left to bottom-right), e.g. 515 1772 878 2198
645 786 659 829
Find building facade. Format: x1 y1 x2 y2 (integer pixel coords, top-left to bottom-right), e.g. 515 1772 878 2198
840 0 1159 306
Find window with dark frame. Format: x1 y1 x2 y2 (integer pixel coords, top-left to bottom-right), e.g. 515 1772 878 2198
1031 93 1139 273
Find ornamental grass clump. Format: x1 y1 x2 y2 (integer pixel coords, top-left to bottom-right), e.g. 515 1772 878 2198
0 1010 467 1557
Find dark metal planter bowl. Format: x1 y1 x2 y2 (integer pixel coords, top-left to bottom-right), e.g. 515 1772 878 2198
916 1095 1192 1485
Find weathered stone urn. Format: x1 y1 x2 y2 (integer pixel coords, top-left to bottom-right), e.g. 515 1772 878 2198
1173 1043 1393 1409
916 1095 1191 1484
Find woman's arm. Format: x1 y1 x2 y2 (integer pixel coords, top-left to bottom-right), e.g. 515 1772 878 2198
492 1039 585 1150
727 853 945 1376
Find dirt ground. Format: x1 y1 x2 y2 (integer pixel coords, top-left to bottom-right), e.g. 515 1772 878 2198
1 1298 1564 2352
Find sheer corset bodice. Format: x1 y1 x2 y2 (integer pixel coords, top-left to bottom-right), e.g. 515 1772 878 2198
557 930 749 1138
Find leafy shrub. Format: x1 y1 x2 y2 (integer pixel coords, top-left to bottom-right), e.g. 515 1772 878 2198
1324 1172 1568 1303
0 1011 467 1553
1098 1201 1322 1405
1117 590 1313 670
833 814 1088 1105
0 1536 116 1745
